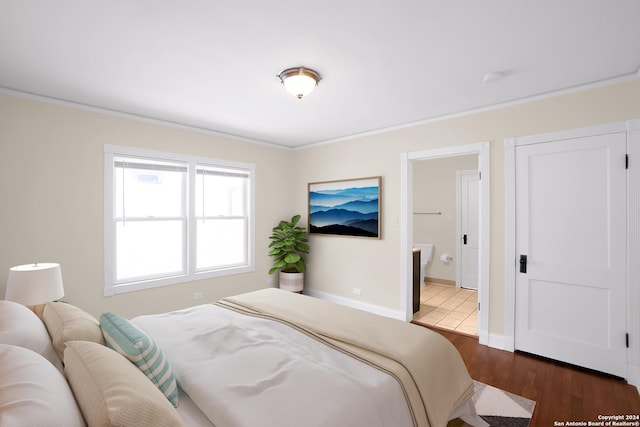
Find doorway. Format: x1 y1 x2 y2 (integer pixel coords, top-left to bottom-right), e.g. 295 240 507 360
411 156 479 335
400 142 490 345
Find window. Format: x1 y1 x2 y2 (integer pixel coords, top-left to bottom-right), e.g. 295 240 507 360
104 145 254 295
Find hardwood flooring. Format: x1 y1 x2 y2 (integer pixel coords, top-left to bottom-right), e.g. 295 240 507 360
417 326 640 426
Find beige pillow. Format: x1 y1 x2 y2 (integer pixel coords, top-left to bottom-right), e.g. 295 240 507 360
43 301 104 360
64 340 184 427
0 344 85 427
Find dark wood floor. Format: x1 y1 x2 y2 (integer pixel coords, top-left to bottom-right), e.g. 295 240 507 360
420 325 640 425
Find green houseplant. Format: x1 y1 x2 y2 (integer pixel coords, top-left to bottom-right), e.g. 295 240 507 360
268 215 310 291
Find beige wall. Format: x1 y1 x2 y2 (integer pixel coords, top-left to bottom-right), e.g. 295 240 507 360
294 79 640 335
0 93 294 318
413 155 477 282
2 79 639 334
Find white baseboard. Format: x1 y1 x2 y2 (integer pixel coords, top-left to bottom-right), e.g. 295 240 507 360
478 330 489 346
490 333 515 351
628 364 640 393
478 330 515 351
304 289 406 321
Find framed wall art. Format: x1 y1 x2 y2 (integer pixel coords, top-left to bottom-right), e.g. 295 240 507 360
308 176 381 239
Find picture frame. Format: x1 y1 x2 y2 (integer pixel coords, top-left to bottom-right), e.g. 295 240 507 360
308 176 381 239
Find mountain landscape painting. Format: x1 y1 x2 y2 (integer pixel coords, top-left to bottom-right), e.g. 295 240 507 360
308 177 380 238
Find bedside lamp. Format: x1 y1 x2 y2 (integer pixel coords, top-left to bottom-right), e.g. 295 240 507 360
5 263 65 318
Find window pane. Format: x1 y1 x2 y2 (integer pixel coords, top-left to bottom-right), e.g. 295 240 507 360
106 146 255 295
115 158 186 218
116 220 184 281
197 219 247 269
195 167 247 217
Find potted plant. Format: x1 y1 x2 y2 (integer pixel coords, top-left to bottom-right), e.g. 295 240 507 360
268 214 310 292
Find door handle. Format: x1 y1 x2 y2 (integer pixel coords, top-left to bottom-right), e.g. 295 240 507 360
463 234 467 245
519 255 527 273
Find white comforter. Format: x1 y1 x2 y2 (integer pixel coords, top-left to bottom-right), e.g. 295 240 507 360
133 304 413 427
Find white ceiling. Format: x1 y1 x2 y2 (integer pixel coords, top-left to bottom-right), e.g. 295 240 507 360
1 1 639 148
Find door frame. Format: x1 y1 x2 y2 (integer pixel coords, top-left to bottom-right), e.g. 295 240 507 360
504 119 640 386
400 142 490 345
456 169 479 290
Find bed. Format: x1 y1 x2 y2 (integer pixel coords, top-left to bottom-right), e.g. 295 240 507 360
0 288 487 427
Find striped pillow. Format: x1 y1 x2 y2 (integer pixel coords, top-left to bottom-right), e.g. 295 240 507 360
99 312 179 407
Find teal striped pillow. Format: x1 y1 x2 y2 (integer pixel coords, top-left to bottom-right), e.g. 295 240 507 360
99 312 179 407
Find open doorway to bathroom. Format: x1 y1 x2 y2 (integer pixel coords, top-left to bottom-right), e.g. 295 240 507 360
400 142 490 343
411 155 479 335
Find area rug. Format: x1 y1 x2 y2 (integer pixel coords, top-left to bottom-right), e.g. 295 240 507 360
448 381 536 427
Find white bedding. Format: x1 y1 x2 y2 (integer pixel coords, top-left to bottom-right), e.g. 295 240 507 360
133 304 414 427
175 387 216 427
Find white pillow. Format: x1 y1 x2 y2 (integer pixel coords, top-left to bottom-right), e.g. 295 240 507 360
0 344 85 427
0 300 63 372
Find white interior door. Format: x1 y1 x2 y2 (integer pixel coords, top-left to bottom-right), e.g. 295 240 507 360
458 170 479 290
514 132 627 377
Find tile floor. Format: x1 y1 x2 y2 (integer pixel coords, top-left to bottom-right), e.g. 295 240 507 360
413 282 478 336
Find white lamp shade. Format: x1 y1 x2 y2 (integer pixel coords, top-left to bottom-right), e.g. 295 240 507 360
5 263 65 306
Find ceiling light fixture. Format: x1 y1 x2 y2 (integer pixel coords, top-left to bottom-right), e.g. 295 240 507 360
278 67 321 99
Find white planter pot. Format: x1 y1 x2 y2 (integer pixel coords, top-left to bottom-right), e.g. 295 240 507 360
279 271 304 293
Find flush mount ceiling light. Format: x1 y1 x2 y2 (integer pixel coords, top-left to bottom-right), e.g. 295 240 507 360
278 67 321 99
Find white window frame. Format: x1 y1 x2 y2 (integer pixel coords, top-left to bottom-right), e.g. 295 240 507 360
104 144 255 296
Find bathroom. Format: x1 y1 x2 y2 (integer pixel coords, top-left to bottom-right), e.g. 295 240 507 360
412 154 479 336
